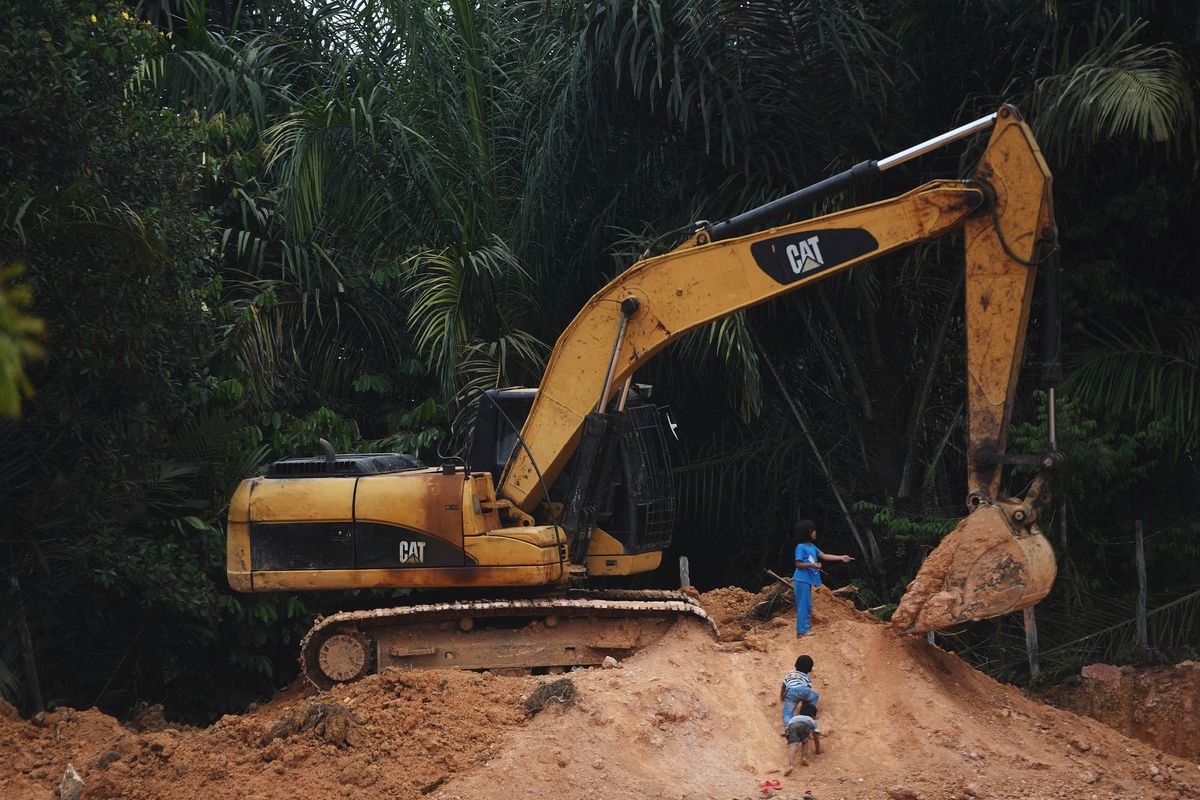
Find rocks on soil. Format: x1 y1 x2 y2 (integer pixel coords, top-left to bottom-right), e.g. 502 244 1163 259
55 764 83 800
1040 660 1200 761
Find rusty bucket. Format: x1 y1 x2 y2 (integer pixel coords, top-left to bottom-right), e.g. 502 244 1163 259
892 502 1057 634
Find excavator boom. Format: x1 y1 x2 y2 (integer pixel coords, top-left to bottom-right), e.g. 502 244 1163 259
499 108 1053 515
497 180 986 510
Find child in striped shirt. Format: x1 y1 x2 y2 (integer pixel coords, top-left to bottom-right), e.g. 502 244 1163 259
780 654 820 726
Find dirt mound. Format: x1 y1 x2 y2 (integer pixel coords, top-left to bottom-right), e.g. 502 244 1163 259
2 588 1197 800
1040 660 1200 761
700 582 874 642
697 585 761 636
0 669 529 800
437 589 1197 800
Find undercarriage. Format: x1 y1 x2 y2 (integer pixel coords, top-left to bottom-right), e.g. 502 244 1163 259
299 589 716 689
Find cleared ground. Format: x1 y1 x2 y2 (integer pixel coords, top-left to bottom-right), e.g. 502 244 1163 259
2 587 1197 800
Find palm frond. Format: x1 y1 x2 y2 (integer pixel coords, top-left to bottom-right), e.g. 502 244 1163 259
1033 20 1197 161
1065 314 1200 452
405 236 545 401
672 313 763 420
0 263 46 416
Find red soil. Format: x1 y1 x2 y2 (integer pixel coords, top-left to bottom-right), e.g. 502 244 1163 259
1041 660 1200 763
2 586 1196 800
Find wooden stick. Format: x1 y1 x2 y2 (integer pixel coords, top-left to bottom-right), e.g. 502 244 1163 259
765 569 794 594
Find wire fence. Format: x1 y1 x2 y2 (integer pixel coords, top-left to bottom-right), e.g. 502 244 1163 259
1037 587 1200 669
947 587 1200 681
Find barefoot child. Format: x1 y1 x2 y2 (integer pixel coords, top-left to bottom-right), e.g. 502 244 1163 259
780 655 820 725
783 701 821 774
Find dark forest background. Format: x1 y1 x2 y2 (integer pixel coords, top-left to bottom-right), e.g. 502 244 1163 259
2 0 1198 723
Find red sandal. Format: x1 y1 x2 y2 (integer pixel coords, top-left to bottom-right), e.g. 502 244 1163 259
759 778 783 798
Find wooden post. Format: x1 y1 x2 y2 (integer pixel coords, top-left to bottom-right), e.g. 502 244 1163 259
10 576 44 713
1135 520 1148 652
1023 607 1040 680
678 556 691 589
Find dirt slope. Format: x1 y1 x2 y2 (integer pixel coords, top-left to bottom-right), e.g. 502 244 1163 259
1040 661 1200 762
2 587 1198 800
437 587 1199 800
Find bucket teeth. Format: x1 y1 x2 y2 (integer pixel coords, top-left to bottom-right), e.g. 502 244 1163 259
892 503 1056 634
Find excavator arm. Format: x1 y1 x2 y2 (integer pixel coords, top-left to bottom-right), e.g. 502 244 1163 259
892 112 1059 632
500 105 1058 632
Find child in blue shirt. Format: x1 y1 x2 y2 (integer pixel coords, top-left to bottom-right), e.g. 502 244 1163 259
792 519 853 636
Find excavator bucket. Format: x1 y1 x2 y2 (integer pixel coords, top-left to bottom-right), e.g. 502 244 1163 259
891 502 1056 633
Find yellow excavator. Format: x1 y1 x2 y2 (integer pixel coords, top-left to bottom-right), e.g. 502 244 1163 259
227 105 1060 687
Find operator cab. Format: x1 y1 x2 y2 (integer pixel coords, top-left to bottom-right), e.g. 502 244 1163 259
467 388 538 481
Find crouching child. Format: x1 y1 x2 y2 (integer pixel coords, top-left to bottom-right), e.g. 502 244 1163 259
783 701 821 775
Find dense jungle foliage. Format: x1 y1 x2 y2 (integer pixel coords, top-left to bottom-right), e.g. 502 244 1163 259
2 0 1198 722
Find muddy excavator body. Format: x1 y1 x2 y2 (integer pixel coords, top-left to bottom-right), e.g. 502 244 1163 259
228 104 1060 686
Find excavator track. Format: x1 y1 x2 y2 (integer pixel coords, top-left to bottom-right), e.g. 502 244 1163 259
299 590 716 689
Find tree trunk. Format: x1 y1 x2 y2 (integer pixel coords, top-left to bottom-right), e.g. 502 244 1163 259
922 400 965 499
755 337 879 574
816 286 874 421
800 307 852 408
10 576 44 713
897 275 963 499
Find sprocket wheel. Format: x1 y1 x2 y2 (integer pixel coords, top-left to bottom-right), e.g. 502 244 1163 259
315 630 374 684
